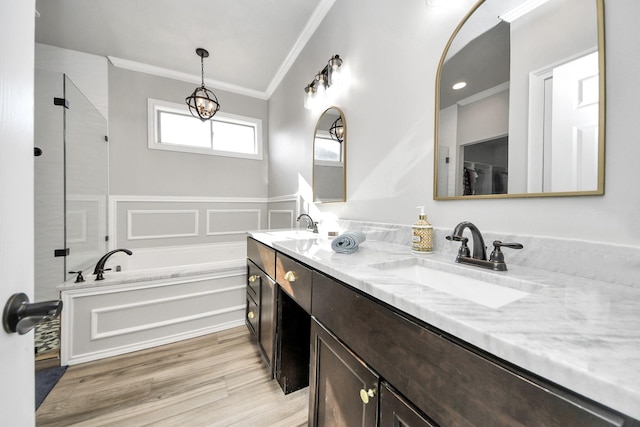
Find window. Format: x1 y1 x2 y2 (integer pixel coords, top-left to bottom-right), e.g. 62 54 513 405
148 98 263 160
314 131 343 164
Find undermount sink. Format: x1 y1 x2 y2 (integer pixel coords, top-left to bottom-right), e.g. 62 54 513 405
266 229 316 240
373 258 540 309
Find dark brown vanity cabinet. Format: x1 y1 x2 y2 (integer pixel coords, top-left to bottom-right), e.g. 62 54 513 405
246 238 277 375
309 318 379 426
246 238 311 394
379 382 436 427
311 270 630 427
274 252 312 394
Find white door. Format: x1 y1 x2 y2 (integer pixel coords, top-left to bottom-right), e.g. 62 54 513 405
549 51 600 192
0 0 36 426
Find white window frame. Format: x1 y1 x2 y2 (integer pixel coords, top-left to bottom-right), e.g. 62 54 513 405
147 98 263 160
314 130 344 166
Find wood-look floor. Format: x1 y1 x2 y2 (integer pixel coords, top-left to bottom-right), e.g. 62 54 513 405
36 327 309 426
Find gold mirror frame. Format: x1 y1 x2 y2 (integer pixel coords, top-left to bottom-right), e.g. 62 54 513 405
433 0 606 200
313 107 347 203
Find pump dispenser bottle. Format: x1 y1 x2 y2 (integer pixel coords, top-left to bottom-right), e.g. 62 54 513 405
412 206 433 253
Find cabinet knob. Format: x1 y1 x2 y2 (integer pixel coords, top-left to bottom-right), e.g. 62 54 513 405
247 311 255 319
359 388 376 404
284 271 297 282
248 275 259 283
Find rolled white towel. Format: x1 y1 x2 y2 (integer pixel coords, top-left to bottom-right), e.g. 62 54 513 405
331 230 366 254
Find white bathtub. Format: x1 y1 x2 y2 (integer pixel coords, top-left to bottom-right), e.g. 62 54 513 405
60 242 247 365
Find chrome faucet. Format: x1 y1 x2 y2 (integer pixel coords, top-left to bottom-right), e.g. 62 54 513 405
446 221 522 271
296 214 319 233
93 248 133 280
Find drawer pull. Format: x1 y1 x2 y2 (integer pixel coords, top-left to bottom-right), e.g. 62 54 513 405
247 311 255 319
359 388 376 404
248 275 259 283
284 271 297 282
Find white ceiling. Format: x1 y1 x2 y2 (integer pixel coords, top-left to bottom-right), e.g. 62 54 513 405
35 0 333 99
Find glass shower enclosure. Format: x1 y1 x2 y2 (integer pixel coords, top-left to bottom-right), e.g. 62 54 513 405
34 70 108 357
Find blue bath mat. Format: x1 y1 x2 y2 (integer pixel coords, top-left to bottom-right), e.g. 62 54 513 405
35 365 67 410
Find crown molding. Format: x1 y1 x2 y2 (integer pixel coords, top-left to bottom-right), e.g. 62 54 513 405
457 81 510 106
108 56 268 100
264 0 336 98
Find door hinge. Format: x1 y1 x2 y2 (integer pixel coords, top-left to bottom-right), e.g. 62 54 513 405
105 235 109 242
104 135 109 142
54 248 70 257
53 97 69 109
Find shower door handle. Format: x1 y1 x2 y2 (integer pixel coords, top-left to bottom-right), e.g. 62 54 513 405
2 293 63 335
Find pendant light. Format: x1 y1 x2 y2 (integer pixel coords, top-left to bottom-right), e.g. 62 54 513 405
185 48 221 121
329 116 344 143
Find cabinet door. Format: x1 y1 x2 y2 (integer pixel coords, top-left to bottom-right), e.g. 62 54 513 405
259 273 276 375
309 318 378 427
379 382 436 427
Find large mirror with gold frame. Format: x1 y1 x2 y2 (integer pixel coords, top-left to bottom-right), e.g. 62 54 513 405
434 0 605 199
313 107 346 203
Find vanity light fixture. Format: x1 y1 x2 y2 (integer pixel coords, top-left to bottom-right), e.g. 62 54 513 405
304 54 343 109
185 48 221 121
329 116 344 143
452 81 467 90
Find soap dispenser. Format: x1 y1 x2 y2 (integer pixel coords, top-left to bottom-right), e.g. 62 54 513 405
412 206 433 253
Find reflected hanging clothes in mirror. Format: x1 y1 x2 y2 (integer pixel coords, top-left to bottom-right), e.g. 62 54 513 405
463 167 478 195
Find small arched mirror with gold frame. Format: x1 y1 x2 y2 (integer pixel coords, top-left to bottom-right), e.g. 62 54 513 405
434 0 605 200
313 107 346 203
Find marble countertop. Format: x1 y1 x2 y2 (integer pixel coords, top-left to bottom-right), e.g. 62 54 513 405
249 230 640 421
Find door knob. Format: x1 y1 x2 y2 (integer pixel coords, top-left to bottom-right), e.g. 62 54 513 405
284 271 297 282
2 293 63 335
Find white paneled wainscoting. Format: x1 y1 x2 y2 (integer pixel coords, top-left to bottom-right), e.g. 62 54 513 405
59 195 302 365
109 195 299 249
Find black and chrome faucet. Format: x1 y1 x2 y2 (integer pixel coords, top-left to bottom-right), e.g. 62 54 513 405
296 214 319 233
446 221 522 271
93 248 133 280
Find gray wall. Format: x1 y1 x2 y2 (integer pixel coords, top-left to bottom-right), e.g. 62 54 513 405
267 0 640 247
109 65 268 198
108 65 279 248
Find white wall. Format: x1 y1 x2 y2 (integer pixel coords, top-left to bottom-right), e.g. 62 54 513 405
268 0 640 247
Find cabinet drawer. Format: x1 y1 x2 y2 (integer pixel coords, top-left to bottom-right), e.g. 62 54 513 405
247 237 275 279
276 252 312 313
247 261 261 300
312 271 624 427
245 295 258 336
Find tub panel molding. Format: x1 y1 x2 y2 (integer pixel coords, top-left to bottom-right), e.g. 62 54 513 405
60 266 246 365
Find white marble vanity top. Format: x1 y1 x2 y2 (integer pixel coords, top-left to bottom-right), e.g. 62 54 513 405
248 229 640 421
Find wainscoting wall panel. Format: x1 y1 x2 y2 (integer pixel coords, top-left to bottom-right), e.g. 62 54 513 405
110 195 299 249
268 209 294 229
127 209 199 240
206 209 261 236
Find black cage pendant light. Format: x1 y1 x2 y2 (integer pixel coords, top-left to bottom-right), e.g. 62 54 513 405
185 48 221 121
329 116 344 143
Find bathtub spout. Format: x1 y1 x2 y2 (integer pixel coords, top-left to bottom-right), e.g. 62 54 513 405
93 249 133 280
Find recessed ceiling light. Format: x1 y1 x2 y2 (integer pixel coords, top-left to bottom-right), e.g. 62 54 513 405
452 82 467 90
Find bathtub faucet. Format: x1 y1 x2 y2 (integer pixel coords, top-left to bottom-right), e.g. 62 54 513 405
93 249 133 280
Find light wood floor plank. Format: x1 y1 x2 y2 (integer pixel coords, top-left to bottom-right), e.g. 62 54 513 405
36 327 309 426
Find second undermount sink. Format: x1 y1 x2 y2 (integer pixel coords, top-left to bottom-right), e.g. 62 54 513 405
373 258 541 309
